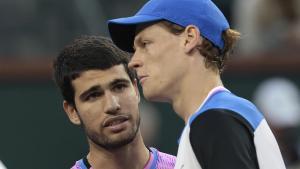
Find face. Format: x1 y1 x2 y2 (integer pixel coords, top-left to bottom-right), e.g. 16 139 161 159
129 23 188 102
64 65 140 149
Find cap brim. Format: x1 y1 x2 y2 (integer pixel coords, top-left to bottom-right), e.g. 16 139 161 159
108 15 162 52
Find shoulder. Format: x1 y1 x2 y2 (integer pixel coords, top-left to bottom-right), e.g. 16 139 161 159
189 108 255 149
71 161 81 169
188 109 259 169
71 158 90 169
151 148 176 168
190 108 255 135
191 90 264 130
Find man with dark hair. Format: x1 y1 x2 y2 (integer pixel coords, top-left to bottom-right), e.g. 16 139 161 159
53 35 175 169
107 0 286 168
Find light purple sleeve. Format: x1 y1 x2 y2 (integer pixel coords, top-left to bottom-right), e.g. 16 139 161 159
70 160 90 169
71 151 175 169
70 161 80 169
156 151 176 169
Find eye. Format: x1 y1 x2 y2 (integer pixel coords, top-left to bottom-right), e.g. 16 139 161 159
113 83 128 93
141 40 151 48
85 92 101 101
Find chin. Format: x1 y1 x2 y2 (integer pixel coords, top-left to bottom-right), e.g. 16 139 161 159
143 90 169 103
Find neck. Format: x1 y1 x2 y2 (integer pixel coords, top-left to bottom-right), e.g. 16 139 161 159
87 132 149 169
171 60 223 123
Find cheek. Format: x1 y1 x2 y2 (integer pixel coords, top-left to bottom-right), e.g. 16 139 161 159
151 43 177 64
77 103 103 124
121 93 139 111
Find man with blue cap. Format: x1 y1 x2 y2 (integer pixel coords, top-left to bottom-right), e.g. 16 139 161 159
108 0 286 168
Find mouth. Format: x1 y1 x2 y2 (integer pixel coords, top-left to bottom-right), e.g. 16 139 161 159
103 115 130 128
138 75 149 85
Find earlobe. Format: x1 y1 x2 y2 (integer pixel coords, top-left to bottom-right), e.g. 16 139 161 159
63 101 81 125
183 25 202 53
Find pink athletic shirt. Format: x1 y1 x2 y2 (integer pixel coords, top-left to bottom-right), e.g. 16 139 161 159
71 147 176 169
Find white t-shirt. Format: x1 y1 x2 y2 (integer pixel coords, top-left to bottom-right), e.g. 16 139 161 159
0 161 6 169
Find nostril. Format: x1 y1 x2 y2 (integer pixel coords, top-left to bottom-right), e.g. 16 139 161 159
132 63 140 68
129 60 141 69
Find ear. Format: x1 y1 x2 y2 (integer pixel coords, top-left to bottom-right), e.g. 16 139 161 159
133 79 141 103
183 25 203 53
63 100 81 125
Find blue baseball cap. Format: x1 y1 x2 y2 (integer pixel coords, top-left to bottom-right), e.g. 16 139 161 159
108 0 229 52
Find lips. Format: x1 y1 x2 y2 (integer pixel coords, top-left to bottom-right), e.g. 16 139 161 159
103 115 129 127
138 75 148 85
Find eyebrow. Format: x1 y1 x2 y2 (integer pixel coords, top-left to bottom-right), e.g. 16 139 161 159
79 78 131 101
79 85 102 101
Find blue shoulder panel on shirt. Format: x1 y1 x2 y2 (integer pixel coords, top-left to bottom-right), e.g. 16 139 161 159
78 159 88 169
149 147 158 169
189 90 264 130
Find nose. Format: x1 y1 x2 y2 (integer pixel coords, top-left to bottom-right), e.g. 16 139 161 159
104 92 121 115
128 52 143 70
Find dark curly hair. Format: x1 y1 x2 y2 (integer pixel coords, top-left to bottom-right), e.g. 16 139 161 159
53 35 136 107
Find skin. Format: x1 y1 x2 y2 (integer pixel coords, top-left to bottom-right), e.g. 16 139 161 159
63 65 149 169
129 22 223 123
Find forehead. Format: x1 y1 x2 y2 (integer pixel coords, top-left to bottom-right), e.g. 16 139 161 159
72 65 130 92
135 22 169 40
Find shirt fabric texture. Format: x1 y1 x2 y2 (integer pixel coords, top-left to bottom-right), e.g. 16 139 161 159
174 86 286 169
71 147 176 169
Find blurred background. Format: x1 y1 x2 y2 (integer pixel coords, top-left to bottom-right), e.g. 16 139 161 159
0 0 299 168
